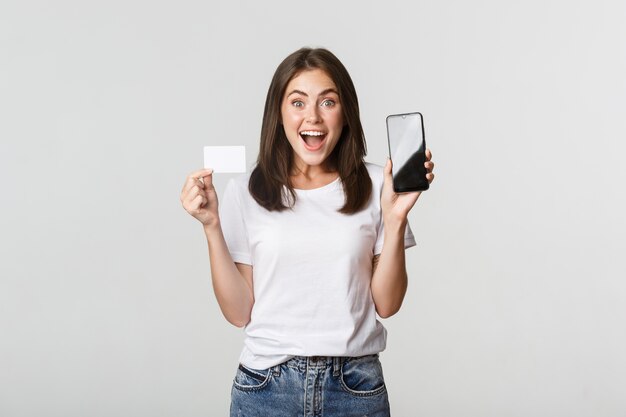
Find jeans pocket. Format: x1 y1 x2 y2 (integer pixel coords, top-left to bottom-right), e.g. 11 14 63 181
233 364 272 392
339 354 387 397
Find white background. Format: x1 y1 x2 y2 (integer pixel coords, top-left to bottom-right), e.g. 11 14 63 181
1 0 625 416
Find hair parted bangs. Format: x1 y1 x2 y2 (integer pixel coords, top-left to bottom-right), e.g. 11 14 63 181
249 47 372 214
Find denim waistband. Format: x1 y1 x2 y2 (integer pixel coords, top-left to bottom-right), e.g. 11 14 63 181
288 356 344 368
276 356 346 376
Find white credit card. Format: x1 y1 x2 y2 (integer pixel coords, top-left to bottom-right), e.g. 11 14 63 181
203 146 246 173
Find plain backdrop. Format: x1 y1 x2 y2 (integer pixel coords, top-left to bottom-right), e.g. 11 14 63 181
1 1 625 416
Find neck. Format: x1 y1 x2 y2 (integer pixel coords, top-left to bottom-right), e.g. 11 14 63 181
289 161 338 190
290 155 337 179
291 164 332 179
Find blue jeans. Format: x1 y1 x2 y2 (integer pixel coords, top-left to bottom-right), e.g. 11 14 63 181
230 354 390 417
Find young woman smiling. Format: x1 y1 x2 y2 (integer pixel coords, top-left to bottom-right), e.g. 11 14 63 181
180 47 435 416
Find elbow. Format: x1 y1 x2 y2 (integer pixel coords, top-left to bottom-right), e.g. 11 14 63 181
372 284 407 319
218 294 254 328
226 314 250 328
376 302 402 319
371 270 408 319
222 304 252 328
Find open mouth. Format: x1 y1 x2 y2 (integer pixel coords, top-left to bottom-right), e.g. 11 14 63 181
299 130 327 151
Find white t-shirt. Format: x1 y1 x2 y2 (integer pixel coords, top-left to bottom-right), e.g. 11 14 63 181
219 162 416 369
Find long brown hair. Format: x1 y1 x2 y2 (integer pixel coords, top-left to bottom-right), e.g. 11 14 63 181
249 47 372 214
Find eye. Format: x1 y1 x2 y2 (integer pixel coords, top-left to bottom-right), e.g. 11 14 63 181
321 99 336 107
292 100 304 108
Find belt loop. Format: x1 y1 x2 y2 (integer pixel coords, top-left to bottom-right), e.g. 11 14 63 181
333 357 341 377
272 364 281 377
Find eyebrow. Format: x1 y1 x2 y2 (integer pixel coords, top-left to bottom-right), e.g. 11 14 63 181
286 88 339 98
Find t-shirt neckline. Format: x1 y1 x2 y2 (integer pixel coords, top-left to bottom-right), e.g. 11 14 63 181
293 176 341 194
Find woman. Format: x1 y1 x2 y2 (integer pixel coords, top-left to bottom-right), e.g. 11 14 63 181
181 47 434 416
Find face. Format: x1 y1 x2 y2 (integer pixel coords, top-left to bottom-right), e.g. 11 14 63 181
280 69 344 172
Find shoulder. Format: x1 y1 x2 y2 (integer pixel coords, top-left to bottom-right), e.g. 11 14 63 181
364 161 384 188
231 172 251 188
364 161 384 176
223 172 251 200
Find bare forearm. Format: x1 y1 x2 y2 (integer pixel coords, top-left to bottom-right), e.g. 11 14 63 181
203 224 254 327
370 220 408 318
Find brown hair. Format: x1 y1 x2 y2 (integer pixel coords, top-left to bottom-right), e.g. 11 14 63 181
249 47 372 214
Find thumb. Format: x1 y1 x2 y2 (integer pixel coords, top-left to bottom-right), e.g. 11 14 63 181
383 158 394 188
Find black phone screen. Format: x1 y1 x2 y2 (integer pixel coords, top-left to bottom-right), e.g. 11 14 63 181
386 112 429 193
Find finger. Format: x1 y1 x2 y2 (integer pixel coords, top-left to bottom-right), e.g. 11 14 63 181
182 169 212 194
424 161 434 172
189 168 214 179
187 169 213 187
181 183 201 202
182 192 201 211
190 184 202 198
183 184 208 206
425 148 432 161
182 188 197 207
182 178 205 198
426 172 435 183
202 170 215 189
195 178 205 188
189 194 205 211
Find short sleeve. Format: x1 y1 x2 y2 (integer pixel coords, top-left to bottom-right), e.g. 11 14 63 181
373 218 417 256
219 178 252 265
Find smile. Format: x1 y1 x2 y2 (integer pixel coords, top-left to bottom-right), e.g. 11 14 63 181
299 130 327 151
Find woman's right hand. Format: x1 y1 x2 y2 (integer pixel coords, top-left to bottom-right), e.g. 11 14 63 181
180 168 219 228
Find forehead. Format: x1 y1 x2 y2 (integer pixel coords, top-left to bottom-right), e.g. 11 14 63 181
284 69 338 94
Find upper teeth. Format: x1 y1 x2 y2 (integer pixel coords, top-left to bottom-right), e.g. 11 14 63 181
300 131 325 136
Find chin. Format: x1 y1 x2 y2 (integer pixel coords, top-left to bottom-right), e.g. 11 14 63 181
292 149 327 166
299 156 327 167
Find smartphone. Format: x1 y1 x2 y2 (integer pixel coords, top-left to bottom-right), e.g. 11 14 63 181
386 112 429 193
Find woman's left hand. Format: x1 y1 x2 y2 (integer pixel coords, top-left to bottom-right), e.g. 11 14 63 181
381 148 435 225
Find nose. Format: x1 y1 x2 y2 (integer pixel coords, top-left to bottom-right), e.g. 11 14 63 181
306 106 321 123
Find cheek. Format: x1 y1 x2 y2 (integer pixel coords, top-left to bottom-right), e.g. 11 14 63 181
282 123 300 146
328 110 344 129
330 113 344 134
282 111 301 131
